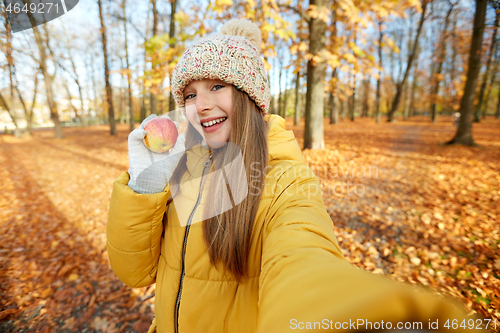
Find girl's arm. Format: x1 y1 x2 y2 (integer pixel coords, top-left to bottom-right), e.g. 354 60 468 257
106 172 170 288
257 162 471 333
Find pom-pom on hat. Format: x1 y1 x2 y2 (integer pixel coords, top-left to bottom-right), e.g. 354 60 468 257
171 19 271 115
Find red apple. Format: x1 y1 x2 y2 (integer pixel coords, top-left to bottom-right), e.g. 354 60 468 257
143 117 178 153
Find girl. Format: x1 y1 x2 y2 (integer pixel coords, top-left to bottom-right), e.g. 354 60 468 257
107 19 471 333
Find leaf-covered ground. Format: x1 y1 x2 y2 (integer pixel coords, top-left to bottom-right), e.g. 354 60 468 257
0 116 499 332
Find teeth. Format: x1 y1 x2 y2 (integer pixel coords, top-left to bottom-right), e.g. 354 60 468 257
202 117 226 127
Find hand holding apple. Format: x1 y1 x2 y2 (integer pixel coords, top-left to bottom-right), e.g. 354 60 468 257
143 117 179 153
127 114 186 194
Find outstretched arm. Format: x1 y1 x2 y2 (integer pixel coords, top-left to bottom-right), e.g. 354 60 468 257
257 163 471 332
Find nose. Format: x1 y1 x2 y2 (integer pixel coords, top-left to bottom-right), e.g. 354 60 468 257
195 89 214 115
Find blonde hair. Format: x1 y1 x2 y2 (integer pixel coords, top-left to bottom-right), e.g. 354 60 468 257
167 86 269 282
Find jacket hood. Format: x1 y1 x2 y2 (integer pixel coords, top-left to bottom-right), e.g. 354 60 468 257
186 115 304 172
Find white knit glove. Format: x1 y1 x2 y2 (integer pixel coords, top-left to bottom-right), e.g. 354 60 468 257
128 114 186 194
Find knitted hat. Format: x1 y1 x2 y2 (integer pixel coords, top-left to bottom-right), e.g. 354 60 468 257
171 19 271 115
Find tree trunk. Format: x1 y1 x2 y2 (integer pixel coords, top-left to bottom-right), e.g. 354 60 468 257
481 54 498 119
149 0 159 116
2 16 21 137
98 0 116 135
14 71 38 135
0 92 20 136
447 0 487 146
89 55 99 124
304 0 326 149
409 55 419 117
330 93 338 125
61 31 87 127
294 70 301 126
388 0 428 122
475 9 500 122
330 70 338 124
375 20 383 124
430 4 454 123
278 58 283 118
122 0 134 131
496 82 500 118
350 73 356 121
30 24 64 138
141 92 147 122
64 79 79 121
285 69 291 118
362 77 369 117
74 73 86 126
341 97 346 121
168 0 178 112
4 7 15 112
448 11 459 114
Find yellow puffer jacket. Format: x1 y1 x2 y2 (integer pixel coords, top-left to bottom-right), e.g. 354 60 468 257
107 115 472 333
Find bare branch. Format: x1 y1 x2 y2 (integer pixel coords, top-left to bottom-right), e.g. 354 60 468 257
110 13 146 39
277 3 311 23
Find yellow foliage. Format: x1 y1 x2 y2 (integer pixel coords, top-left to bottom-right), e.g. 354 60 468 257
343 53 357 64
244 0 256 7
327 57 341 68
216 0 233 7
175 10 189 25
408 0 422 12
261 23 275 34
349 43 365 57
299 41 308 52
307 4 318 18
312 55 322 65
340 65 350 73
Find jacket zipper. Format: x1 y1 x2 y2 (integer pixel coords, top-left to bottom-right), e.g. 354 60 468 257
174 156 212 333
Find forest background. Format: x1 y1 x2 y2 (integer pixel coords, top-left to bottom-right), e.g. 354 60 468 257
1 0 500 332
0 0 498 146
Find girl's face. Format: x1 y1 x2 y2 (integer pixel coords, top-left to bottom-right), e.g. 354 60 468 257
184 79 233 149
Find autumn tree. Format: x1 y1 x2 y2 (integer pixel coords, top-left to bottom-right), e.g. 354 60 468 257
304 0 327 149
15 70 39 135
430 0 456 123
168 0 178 112
121 0 134 131
474 0 500 122
149 0 159 116
375 18 384 123
447 0 487 146
57 27 87 126
292 28 306 126
387 0 428 122
24 1 64 138
97 0 116 135
0 4 21 137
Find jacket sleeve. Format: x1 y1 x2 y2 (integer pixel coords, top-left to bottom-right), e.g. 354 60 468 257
106 172 170 288
257 163 473 333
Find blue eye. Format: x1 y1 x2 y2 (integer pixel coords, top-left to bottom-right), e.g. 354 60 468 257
185 84 224 100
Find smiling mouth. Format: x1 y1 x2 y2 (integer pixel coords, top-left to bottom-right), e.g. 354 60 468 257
201 117 227 128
